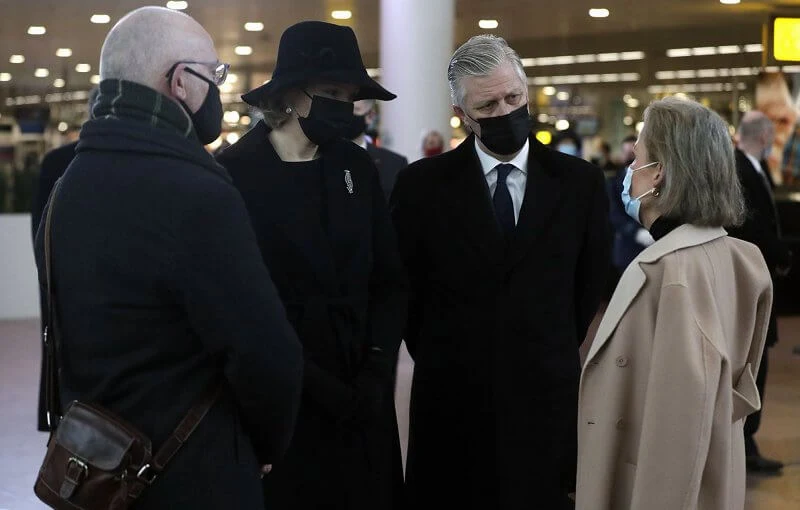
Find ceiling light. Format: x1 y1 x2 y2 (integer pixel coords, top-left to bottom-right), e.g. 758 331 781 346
720 0 740 4
656 71 677 80
621 73 640 81
75 63 91 73
677 70 697 79
224 111 241 124
244 22 264 32
744 44 763 53
450 116 461 128
90 75 101 84
692 46 717 56
576 54 597 63
621 51 645 60
56 48 73 57
332 10 353 20
623 116 633 126
220 83 234 93
234 46 253 56
90 14 111 24
667 48 692 57
589 8 610 18
28 26 46 35
555 119 570 131
697 69 719 78
226 132 240 145
240 115 252 126
597 53 621 62
583 74 601 83
537 114 549 123
58 122 69 132
53 78 65 88
556 91 570 101
10 55 25 64
478 19 499 29
35 68 50 78
0 73 11 82
543 86 556 96
166 1 188 10
717 45 740 54
601 73 621 82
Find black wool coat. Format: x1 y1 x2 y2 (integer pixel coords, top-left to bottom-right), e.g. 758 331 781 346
34 114 304 510
216 122 408 510
390 134 611 510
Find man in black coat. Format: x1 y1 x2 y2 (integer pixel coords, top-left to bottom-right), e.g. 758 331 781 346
390 35 610 509
728 111 793 474
33 8 303 508
349 99 408 199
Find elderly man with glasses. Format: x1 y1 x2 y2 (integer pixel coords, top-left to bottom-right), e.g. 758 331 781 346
33 7 303 509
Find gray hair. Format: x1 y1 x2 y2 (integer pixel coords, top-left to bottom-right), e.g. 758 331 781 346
738 111 774 146
641 97 744 227
448 35 527 108
100 7 211 91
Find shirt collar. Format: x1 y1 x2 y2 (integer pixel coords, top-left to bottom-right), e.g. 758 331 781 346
743 151 764 176
475 137 530 176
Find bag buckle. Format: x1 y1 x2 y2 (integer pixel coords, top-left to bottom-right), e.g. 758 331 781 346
59 457 89 499
137 464 157 485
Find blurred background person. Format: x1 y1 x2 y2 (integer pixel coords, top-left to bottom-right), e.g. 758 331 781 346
608 134 654 286
421 128 445 157
216 21 407 510
349 99 408 198
553 129 582 158
578 97 772 510
755 71 797 184
728 110 793 474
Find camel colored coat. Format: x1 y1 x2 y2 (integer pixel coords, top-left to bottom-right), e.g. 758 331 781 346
577 225 773 510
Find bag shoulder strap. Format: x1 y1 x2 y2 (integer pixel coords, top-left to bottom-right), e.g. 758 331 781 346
43 177 64 430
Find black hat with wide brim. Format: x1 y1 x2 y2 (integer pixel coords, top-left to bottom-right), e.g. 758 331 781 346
242 21 395 106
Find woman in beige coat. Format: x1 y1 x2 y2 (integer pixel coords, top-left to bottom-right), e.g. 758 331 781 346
576 98 773 510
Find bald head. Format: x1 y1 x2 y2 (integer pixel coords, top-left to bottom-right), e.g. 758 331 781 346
100 6 216 93
738 110 774 155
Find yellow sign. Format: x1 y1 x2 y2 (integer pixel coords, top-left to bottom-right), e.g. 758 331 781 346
773 17 800 61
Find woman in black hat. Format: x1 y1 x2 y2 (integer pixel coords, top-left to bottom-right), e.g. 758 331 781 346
216 21 407 510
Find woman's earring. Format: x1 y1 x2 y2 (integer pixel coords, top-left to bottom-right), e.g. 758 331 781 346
285 107 293 114
653 188 661 198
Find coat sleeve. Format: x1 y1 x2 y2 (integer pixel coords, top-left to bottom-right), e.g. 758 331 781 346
170 180 304 465
357 169 409 383
575 167 611 344
629 283 722 510
389 167 424 360
727 172 791 270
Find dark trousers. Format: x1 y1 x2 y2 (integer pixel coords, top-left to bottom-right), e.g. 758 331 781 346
744 348 769 457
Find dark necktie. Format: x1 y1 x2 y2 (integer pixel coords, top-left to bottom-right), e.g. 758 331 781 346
493 163 516 237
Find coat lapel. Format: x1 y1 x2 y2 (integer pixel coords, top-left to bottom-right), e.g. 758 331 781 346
439 136 504 263
506 139 563 269
585 225 728 364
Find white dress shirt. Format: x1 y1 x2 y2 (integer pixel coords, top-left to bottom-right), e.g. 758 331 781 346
475 138 530 224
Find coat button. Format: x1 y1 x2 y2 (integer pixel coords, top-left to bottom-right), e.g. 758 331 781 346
616 356 629 367
616 418 625 430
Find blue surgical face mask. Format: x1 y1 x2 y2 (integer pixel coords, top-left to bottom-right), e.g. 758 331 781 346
621 161 659 224
557 143 579 157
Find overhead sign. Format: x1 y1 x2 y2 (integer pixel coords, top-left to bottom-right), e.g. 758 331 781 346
773 17 800 61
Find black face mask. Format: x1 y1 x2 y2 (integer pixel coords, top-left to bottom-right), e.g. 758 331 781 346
297 91 354 147
469 104 532 155
343 114 367 141
178 67 223 145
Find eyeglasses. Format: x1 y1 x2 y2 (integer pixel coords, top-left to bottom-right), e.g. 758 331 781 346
166 61 230 86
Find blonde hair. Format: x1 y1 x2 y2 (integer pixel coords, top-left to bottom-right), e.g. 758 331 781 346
641 97 744 227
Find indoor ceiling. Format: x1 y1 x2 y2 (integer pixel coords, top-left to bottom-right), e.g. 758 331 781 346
1 0 800 100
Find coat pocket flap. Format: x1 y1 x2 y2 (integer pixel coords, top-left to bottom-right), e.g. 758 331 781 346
732 363 761 422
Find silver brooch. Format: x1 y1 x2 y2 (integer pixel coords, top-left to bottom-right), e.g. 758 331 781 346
344 169 354 194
